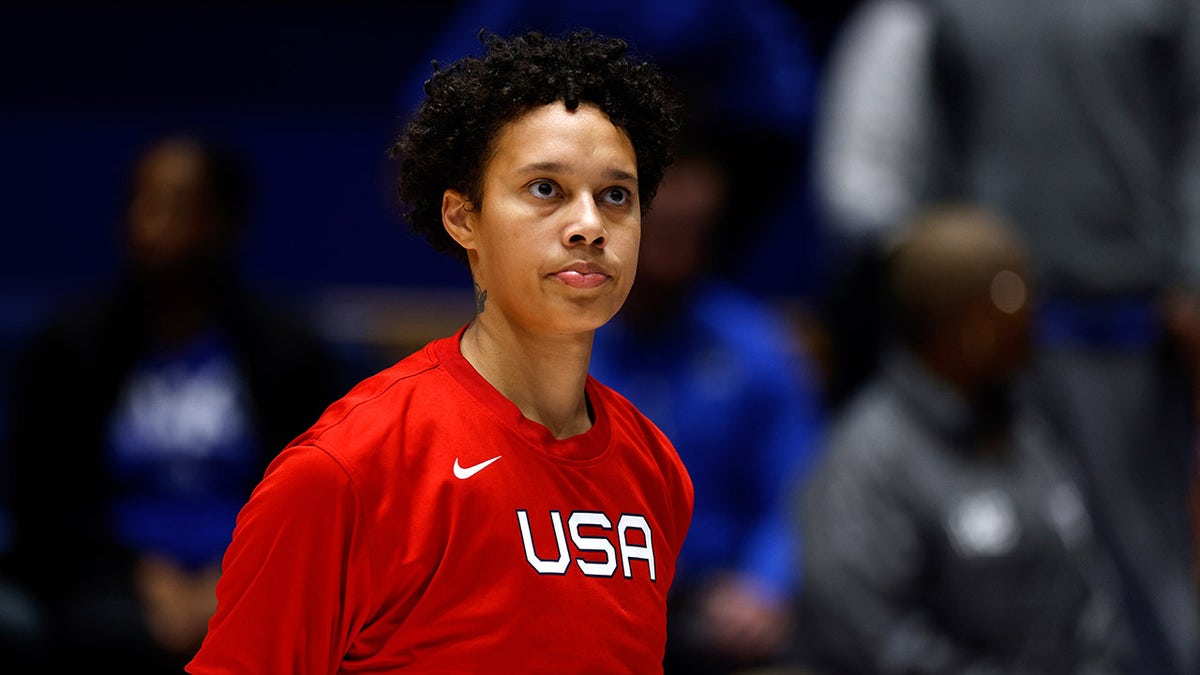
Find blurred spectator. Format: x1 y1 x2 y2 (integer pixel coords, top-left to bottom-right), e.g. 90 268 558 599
4 135 344 672
813 0 932 248
589 124 826 673
797 204 1132 674
809 0 935 411
920 2 1200 672
810 1 1200 670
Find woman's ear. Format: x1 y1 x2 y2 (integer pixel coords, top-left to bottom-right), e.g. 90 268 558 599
442 189 477 251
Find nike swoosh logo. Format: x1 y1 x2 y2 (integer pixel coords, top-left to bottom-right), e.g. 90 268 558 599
453 455 502 480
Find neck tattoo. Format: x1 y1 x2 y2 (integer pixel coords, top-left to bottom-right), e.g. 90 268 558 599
473 282 488 316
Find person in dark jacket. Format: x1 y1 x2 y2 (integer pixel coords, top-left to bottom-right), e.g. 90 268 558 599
923 4 1200 671
4 135 345 673
796 204 1131 674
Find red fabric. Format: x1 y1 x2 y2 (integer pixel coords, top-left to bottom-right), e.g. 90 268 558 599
188 327 693 673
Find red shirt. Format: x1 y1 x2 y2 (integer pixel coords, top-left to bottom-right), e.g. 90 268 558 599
187 328 694 673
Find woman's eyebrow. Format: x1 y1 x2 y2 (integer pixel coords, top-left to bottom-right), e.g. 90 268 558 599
516 161 637 183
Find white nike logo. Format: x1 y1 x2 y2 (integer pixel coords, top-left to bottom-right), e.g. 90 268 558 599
453 455 502 479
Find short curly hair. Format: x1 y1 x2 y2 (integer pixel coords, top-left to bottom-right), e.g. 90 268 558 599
391 29 684 266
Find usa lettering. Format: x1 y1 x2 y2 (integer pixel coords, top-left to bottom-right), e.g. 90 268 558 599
516 509 656 581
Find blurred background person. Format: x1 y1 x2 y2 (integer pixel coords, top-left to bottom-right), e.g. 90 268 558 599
4 135 344 673
589 122 827 674
808 2 1200 670
919 3 1200 672
808 0 935 413
798 204 1132 675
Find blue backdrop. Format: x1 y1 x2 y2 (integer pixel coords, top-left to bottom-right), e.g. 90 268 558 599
1 4 466 312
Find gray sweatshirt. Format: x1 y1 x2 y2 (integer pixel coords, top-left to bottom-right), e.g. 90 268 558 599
927 0 1200 298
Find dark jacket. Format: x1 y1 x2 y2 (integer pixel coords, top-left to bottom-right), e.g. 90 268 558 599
797 353 1130 674
3 275 344 633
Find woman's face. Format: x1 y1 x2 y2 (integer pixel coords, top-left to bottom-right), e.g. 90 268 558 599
445 102 641 337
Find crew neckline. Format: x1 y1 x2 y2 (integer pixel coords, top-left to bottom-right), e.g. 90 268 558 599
432 325 613 463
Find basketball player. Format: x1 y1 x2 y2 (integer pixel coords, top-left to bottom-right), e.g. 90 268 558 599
187 28 693 673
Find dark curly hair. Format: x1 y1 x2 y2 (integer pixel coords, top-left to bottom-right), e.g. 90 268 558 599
391 29 684 266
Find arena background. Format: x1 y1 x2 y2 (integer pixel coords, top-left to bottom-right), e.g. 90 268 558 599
0 1 858 386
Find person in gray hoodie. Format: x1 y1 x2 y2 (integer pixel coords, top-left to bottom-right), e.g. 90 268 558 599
797 204 1131 675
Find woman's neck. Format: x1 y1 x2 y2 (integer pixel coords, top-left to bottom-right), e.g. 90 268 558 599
458 318 594 439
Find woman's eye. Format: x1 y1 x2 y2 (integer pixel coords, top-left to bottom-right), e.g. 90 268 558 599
602 187 631 206
529 181 560 199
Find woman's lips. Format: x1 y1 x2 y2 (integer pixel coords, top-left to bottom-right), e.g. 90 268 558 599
553 269 610 288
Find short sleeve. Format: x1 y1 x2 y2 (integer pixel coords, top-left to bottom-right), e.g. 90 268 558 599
187 444 374 675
